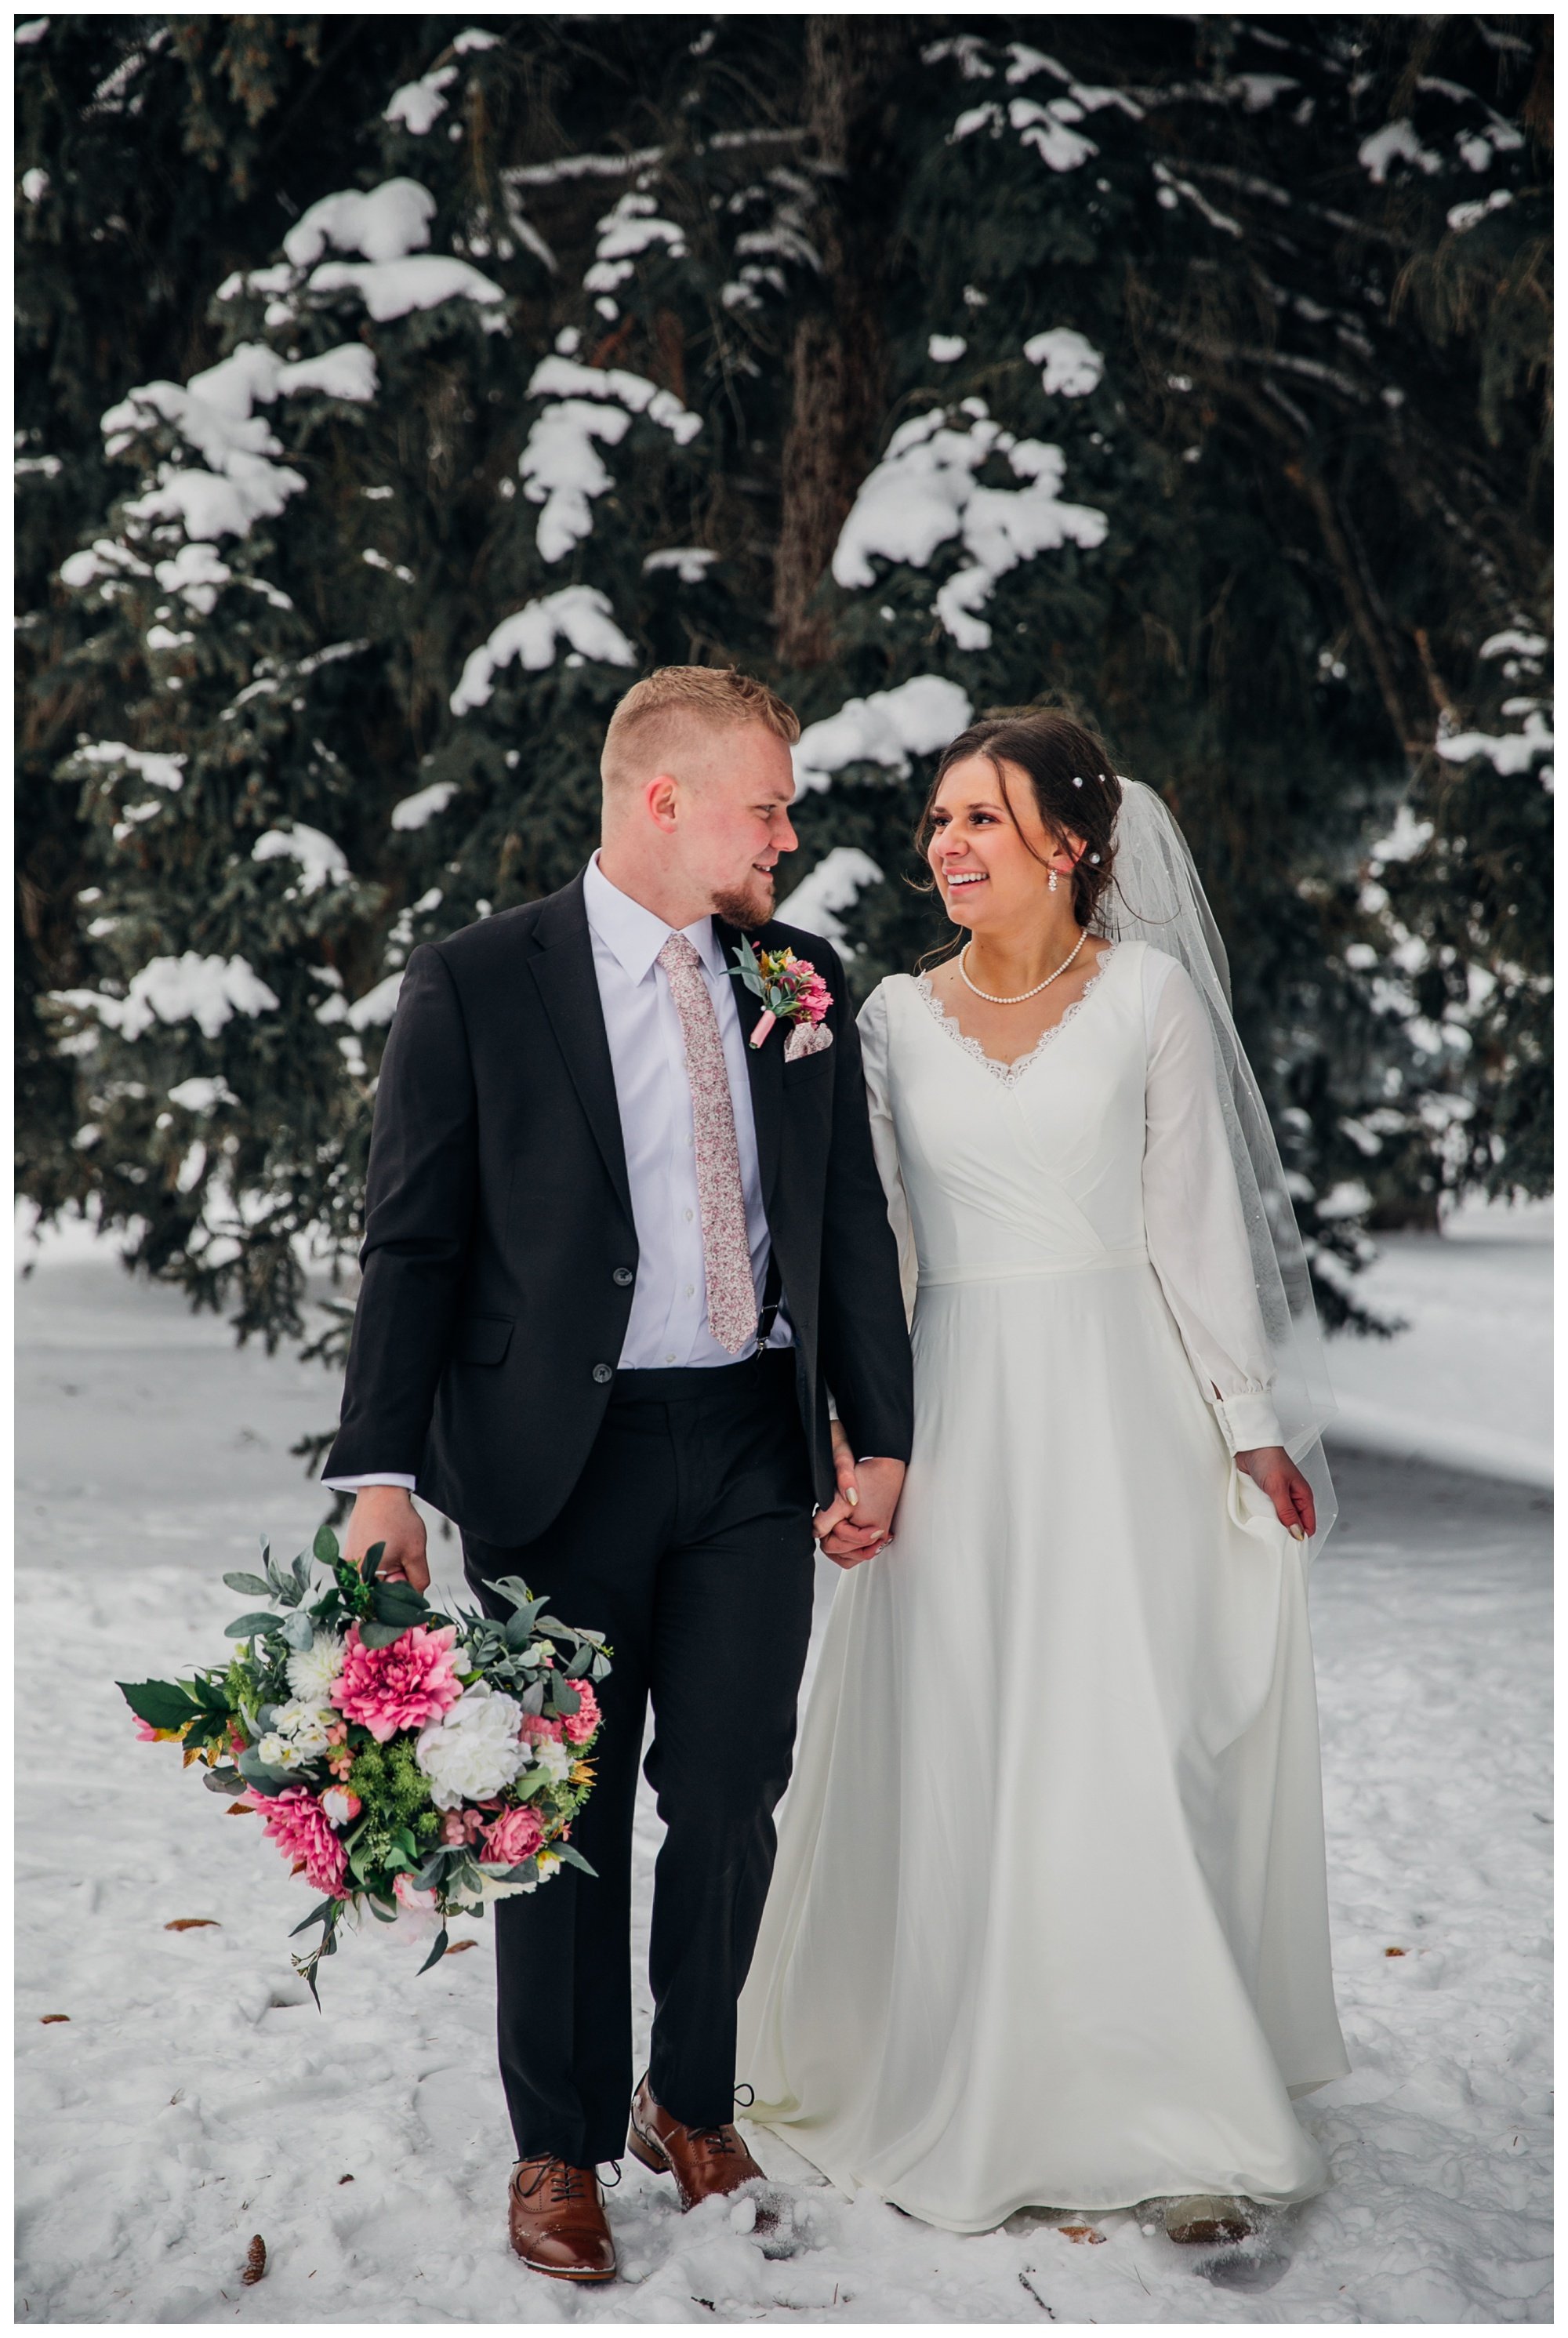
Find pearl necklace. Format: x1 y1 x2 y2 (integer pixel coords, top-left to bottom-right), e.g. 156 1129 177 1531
958 930 1089 1005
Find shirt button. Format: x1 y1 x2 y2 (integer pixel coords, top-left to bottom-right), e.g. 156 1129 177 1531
684 1284 695 1298
664 1352 677 1364
592 1363 613 1385
684 1207 694 1222
612 1266 633 1287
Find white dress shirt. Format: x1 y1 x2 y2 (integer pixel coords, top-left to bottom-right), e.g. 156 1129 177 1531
325 854 790 1493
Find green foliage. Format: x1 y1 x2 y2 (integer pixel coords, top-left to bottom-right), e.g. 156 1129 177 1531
17 14 1550 1375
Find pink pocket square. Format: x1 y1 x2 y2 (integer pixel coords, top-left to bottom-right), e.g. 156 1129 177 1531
784 1020 834 1063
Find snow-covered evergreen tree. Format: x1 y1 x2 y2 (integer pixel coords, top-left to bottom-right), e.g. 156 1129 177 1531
20 14 1550 1376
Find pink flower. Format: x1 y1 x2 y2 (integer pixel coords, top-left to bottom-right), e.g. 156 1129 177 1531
521 1712 565 1746
132 1715 162 1742
246 1788 350 1900
441 1808 488 1846
320 1786 361 1827
482 1805 545 1867
800 970 832 1024
329 1621 462 1744
562 1679 601 1747
393 1871 438 1916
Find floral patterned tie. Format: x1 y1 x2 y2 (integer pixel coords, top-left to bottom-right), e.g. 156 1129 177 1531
657 933 759 1355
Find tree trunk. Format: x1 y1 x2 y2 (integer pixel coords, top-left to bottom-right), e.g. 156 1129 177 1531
772 19 908 668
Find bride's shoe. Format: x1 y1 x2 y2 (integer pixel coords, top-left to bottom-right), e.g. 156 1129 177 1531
1163 2195 1258 2245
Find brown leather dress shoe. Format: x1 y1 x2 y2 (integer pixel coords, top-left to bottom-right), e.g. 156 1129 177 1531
507 2155 618 2282
628 2075 768 2211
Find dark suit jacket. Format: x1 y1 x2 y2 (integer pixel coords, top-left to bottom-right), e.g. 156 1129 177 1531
322 869 914 1545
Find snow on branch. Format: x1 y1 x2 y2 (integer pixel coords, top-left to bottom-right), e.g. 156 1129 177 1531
520 354 702 562
1024 327 1105 398
793 677 974 797
251 825 352 895
51 955 280 1041
778 847 885 953
584 191 688 293
96 342 376 562
832 403 1106 650
450 586 637 713
218 179 504 329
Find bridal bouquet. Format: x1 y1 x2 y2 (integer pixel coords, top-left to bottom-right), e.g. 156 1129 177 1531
118 1528 611 1997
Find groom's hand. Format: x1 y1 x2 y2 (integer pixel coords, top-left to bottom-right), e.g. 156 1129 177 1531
817 1456 906 1569
345 1485 430 1592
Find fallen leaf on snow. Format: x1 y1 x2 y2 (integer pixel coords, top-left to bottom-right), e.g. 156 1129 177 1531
1058 2224 1105 2244
1385 1946 1407 1957
165 1919 221 1931
444 1940 477 1955
39 2015 69 2025
242 2236 267 2286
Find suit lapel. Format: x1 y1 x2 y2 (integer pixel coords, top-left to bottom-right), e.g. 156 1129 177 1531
528 873 635 1229
718 919 782 1211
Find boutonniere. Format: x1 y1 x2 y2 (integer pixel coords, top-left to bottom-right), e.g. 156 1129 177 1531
730 942 834 1058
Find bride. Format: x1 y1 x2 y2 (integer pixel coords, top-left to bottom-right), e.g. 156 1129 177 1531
737 708 1349 2236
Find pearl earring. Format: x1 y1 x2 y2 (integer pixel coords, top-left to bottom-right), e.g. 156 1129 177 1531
1048 866 1060 895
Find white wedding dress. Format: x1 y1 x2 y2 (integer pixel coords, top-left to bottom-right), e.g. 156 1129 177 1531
738 938 1348 2232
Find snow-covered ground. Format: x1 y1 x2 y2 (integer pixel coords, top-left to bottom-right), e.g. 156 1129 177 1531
1325 1196 1552 1487
13 1220 1552 2323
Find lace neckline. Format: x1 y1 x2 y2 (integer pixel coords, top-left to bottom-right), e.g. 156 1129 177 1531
913 944 1120 1087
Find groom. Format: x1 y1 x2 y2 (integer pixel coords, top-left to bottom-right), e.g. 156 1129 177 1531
321 665 913 2281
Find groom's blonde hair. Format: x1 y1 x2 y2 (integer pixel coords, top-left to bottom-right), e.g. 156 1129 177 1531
601 666 800 799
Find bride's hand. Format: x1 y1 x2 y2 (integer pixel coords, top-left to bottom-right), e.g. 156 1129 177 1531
812 1418 864 1545
1235 1447 1315 1541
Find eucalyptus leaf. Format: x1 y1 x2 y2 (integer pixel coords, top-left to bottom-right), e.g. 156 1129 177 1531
520 1681 546 1717
418 1927 450 1974
290 1897 338 1937
565 1642 592 1679
549 1677 582 1719
281 1611 316 1651
359 1539 385 1585
357 1621 404 1650
203 1766 245 1793
554 1842 599 1879
482 1574 539 1614
314 1523 339 1568
223 1571 275 1599
492 1857 539 1885
224 1610 285 1639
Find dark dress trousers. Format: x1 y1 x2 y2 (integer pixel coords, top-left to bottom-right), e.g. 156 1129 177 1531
322 869 913 2164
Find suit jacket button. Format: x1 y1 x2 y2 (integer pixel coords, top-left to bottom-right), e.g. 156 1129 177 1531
612 1266 634 1287
592 1362 614 1385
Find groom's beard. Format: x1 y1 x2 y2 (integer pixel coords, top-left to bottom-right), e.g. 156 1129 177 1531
712 869 776 931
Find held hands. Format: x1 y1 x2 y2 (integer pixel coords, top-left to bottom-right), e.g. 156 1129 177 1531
1235 1445 1316 1541
345 1484 430 1593
813 1420 905 1568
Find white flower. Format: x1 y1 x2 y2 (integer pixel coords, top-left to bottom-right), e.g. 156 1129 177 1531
270 1698 334 1755
535 1850 561 1882
286 1630 345 1703
415 1682 528 1810
446 1868 535 1911
525 1734 573 1785
257 1731 307 1770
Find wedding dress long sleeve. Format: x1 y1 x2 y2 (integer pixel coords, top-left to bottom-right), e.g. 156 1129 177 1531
738 938 1348 2232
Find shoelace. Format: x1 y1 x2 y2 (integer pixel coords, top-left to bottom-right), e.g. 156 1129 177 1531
686 2125 743 2158
517 2157 596 2207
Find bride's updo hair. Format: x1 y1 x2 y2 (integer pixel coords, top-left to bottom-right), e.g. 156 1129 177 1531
919 708 1124 931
